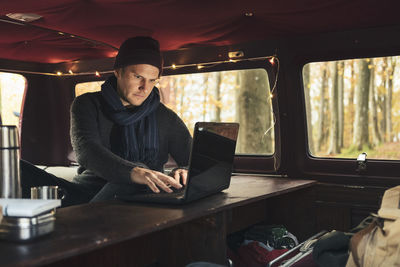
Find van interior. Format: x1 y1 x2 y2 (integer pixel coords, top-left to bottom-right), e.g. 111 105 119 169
1 1 400 266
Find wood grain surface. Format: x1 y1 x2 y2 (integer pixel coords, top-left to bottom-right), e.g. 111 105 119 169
0 176 315 267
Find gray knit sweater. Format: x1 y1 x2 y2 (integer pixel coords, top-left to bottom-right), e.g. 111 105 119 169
70 92 192 187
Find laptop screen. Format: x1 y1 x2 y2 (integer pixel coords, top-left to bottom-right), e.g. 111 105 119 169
186 122 239 201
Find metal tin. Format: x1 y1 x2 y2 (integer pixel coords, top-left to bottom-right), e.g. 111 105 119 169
31 186 66 200
0 211 55 241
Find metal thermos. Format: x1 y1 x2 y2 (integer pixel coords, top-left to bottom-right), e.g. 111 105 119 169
0 125 21 198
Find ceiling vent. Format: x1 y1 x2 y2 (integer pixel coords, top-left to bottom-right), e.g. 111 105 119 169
6 13 42 22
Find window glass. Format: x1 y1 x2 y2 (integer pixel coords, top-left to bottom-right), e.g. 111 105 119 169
0 72 26 127
304 57 400 160
75 68 274 155
75 81 104 97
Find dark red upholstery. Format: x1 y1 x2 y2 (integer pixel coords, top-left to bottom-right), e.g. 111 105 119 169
0 0 399 63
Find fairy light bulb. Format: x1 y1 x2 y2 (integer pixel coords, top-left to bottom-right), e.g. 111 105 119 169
269 57 275 65
68 70 73 74
95 71 100 77
172 64 176 69
56 71 62 76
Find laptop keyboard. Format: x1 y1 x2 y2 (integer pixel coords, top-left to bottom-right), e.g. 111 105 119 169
137 186 186 198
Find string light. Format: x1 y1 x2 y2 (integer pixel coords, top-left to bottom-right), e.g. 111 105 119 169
0 55 280 78
269 56 275 65
269 56 280 97
164 55 277 70
0 68 113 77
164 55 280 101
263 113 276 137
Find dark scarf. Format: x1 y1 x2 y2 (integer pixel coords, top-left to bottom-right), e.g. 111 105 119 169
101 76 160 167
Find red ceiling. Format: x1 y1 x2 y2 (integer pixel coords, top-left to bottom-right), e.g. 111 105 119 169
1 0 400 64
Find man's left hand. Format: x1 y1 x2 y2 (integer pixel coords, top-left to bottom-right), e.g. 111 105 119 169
170 168 188 185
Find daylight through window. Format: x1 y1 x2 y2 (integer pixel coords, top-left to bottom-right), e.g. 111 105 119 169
304 57 400 160
0 72 26 128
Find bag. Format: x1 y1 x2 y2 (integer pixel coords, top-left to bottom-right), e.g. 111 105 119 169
244 224 298 250
312 230 351 267
346 185 400 267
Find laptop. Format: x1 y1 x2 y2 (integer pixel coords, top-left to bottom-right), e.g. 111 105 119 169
117 122 239 204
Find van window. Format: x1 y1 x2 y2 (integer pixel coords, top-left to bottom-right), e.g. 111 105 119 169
0 72 26 127
75 81 104 97
304 56 400 160
75 68 274 155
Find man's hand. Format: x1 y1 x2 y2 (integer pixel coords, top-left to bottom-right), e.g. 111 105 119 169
130 167 182 193
170 168 188 185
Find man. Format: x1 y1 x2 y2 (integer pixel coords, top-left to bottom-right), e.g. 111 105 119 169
70 36 192 201
21 36 192 206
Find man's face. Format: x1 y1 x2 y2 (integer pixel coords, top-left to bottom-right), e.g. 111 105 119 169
114 64 160 107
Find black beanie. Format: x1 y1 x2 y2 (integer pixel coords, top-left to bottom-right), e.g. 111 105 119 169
113 36 163 72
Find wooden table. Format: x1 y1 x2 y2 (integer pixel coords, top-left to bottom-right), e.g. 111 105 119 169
0 176 316 267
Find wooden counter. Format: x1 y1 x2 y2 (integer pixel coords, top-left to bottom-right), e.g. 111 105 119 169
0 176 316 267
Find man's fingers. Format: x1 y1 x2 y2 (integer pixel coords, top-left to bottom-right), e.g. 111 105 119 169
145 177 160 193
151 175 174 193
181 170 188 185
174 171 180 182
131 167 182 193
160 173 182 189
173 169 188 185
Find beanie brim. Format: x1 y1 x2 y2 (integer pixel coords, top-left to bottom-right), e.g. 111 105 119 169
114 47 163 73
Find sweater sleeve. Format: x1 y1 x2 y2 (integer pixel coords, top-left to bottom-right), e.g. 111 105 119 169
166 108 192 167
70 94 147 184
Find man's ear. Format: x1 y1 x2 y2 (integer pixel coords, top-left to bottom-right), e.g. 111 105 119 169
114 68 121 78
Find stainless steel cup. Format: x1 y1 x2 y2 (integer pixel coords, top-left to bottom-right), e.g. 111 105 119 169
30 186 65 200
0 125 21 198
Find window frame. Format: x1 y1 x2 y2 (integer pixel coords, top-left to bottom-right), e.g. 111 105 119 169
290 29 400 186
